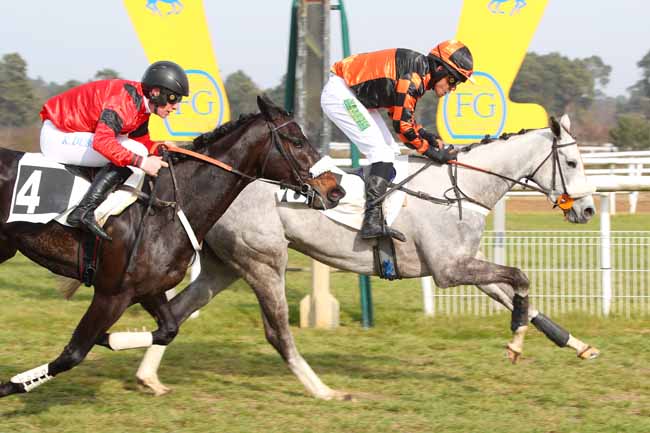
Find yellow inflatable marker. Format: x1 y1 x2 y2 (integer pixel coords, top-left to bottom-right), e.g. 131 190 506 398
123 0 230 141
437 0 549 144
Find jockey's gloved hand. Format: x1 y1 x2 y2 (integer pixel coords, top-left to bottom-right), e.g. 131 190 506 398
423 144 457 164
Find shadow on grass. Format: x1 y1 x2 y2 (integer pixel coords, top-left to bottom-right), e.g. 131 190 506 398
0 336 465 414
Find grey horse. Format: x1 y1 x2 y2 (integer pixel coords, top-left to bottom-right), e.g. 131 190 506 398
135 115 598 399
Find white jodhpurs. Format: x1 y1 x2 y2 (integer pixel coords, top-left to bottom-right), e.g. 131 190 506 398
321 74 398 164
40 120 148 167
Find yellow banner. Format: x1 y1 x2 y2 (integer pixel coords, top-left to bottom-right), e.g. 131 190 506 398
437 0 549 144
123 0 230 141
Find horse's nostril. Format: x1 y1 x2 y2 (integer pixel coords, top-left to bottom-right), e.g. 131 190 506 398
583 206 595 218
328 186 346 202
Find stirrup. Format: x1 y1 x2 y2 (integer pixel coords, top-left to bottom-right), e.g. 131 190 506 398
385 226 406 242
361 223 406 242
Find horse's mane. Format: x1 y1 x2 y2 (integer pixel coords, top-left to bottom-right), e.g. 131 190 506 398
190 112 260 151
457 128 538 153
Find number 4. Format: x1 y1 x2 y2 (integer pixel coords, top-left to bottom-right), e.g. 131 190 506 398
16 170 42 214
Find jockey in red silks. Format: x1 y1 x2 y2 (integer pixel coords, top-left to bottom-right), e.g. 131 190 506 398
39 61 189 241
321 40 474 242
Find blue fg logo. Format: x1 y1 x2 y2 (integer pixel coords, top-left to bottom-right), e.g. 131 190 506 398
146 0 183 15
442 71 506 140
163 69 227 137
488 0 527 15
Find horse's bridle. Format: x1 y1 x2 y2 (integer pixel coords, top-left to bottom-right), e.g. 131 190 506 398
260 119 323 205
158 117 320 203
525 137 578 211
386 131 583 218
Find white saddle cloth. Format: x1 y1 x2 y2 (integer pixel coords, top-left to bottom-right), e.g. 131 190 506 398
276 155 409 230
7 152 145 226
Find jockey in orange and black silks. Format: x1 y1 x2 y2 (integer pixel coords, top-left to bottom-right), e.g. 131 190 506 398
321 39 474 242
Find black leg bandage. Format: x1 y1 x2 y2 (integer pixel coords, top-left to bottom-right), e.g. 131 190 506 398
511 294 529 332
531 313 570 347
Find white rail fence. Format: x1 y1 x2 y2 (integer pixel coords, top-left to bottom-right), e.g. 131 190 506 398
426 230 650 317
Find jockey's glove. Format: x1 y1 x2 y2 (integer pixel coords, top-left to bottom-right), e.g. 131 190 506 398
423 144 457 164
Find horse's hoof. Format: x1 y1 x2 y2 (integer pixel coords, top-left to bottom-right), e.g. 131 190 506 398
578 346 600 360
505 344 522 364
0 381 22 397
137 377 172 396
332 390 354 401
316 389 354 401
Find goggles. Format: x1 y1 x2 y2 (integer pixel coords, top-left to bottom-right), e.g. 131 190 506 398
447 72 466 86
165 92 183 104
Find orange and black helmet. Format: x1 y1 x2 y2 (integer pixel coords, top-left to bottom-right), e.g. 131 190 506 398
429 40 475 84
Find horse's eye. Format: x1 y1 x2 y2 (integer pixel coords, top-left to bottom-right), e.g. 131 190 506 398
290 137 304 148
567 160 577 169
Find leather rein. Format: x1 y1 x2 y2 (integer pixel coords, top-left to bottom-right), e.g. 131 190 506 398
152 119 316 199
379 135 578 219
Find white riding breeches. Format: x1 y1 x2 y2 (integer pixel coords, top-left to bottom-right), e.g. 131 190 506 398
40 120 148 167
321 74 399 164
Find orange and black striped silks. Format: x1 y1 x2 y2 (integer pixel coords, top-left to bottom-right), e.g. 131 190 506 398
331 48 438 153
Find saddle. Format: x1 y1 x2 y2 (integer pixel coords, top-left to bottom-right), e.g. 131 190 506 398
279 157 405 280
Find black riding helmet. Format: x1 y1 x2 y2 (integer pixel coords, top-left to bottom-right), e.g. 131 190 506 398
142 60 189 107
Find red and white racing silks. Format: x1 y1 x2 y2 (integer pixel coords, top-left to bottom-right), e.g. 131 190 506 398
40 79 156 167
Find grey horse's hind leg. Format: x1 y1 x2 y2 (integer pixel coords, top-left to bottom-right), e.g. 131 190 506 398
473 251 599 360
135 245 238 395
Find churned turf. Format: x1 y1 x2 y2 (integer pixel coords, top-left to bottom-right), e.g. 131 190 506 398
0 212 648 433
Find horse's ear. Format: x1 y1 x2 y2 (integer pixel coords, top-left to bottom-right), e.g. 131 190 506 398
257 94 281 121
549 116 561 138
559 113 571 132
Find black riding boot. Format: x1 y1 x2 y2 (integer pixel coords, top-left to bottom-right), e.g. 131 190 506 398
67 164 132 241
361 175 406 242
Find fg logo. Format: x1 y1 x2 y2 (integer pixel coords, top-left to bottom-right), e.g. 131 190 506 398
442 71 506 141
163 69 227 137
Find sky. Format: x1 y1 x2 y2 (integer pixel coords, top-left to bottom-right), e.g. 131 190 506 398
1 1 648 97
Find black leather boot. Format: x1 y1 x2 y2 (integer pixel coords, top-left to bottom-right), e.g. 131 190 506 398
360 175 406 242
67 164 132 241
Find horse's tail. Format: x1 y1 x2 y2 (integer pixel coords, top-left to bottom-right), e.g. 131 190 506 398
57 277 82 300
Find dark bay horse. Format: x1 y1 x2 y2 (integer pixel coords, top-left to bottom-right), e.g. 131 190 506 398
0 96 344 398
132 115 600 400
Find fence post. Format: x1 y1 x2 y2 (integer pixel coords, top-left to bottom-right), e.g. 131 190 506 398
493 197 507 265
600 193 612 316
300 261 340 328
422 277 434 316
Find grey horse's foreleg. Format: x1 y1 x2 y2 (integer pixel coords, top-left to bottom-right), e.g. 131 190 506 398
433 255 530 362
246 266 351 401
472 250 599 359
476 281 599 359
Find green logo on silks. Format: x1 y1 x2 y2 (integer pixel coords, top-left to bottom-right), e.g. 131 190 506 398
344 99 371 131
